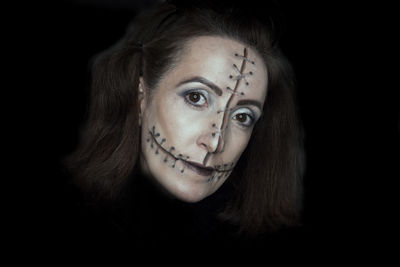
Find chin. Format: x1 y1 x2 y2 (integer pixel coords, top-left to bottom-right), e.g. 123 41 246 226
166 180 213 203
142 157 218 203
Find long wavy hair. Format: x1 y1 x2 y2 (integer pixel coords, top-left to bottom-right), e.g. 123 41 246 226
63 1 306 234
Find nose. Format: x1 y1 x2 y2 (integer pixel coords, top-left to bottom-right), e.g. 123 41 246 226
196 123 224 154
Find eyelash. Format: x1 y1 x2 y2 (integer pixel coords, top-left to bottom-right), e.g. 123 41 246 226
232 111 255 128
182 89 208 108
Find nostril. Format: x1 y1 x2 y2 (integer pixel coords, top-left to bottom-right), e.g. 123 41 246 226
200 142 210 151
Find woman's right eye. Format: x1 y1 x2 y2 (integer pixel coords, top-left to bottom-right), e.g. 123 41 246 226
184 91 208 107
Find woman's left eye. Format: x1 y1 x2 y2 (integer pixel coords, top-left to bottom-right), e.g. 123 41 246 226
184 91 207 107
232 112 254 127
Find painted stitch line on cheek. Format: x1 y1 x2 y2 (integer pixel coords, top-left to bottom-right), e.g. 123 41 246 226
178 153 190 173
148 126 235 182
164 146 175 163
148 125 190 172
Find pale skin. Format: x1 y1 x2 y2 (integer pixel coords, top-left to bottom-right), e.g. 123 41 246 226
139 36 268 202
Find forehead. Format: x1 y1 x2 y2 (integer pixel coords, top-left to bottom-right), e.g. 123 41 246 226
167 36 268 103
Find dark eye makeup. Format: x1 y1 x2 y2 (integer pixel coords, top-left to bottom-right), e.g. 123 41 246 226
178 89 209 108
178 88 258 128
232 108 256 128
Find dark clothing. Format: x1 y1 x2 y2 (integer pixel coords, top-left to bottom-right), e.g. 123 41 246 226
35 165 304 253
55 172 237 248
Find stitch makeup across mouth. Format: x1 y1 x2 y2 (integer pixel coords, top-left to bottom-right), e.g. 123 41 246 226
148 126 215 177
147 125 235 179
181 160 214 176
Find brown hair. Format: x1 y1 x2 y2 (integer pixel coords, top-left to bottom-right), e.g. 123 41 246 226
64 1 306 234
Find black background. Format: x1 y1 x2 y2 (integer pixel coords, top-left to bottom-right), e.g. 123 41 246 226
6 0 398 259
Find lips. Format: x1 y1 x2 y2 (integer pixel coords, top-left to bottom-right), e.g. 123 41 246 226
181 160 214 176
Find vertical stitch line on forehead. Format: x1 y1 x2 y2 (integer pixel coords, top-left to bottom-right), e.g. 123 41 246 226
212 47 253 153
226 86 245 96
231 64 253 86
234 53 255 65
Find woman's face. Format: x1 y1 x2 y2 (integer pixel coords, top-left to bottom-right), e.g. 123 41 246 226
139 36 268 202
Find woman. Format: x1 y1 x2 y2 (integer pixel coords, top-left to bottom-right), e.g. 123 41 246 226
64 0 305 245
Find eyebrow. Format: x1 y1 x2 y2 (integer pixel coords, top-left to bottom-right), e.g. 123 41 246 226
236 99 263 111
177 76 223 96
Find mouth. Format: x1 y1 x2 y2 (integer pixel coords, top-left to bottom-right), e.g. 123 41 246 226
181 160 214 177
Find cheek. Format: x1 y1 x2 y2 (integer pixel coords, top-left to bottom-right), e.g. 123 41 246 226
224 128 253 160
142 95 180 136
175 114 209 144
156 100 210 146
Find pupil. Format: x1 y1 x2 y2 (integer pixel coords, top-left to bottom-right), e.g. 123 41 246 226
190 93 200 102
237 114 246 122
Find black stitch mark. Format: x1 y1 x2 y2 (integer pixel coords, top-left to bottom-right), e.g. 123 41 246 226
206 162 234 182
171 158 176 168
231 64 253 86
150 126 160 149
229 50 255 88
212 123 223 134
179 157 184 172
181 155 189 173
214 163 234 173
217 107 232 114
156 138 166 154
226 86 245 96
234 52 255 64
152 126 160 137
176 154 185 173
212 128 225 138
149 126 184 170
164 146 175 162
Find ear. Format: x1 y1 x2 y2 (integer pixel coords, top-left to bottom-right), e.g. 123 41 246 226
138 77 147 126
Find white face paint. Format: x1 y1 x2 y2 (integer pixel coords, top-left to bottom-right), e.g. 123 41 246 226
139 36 268 202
